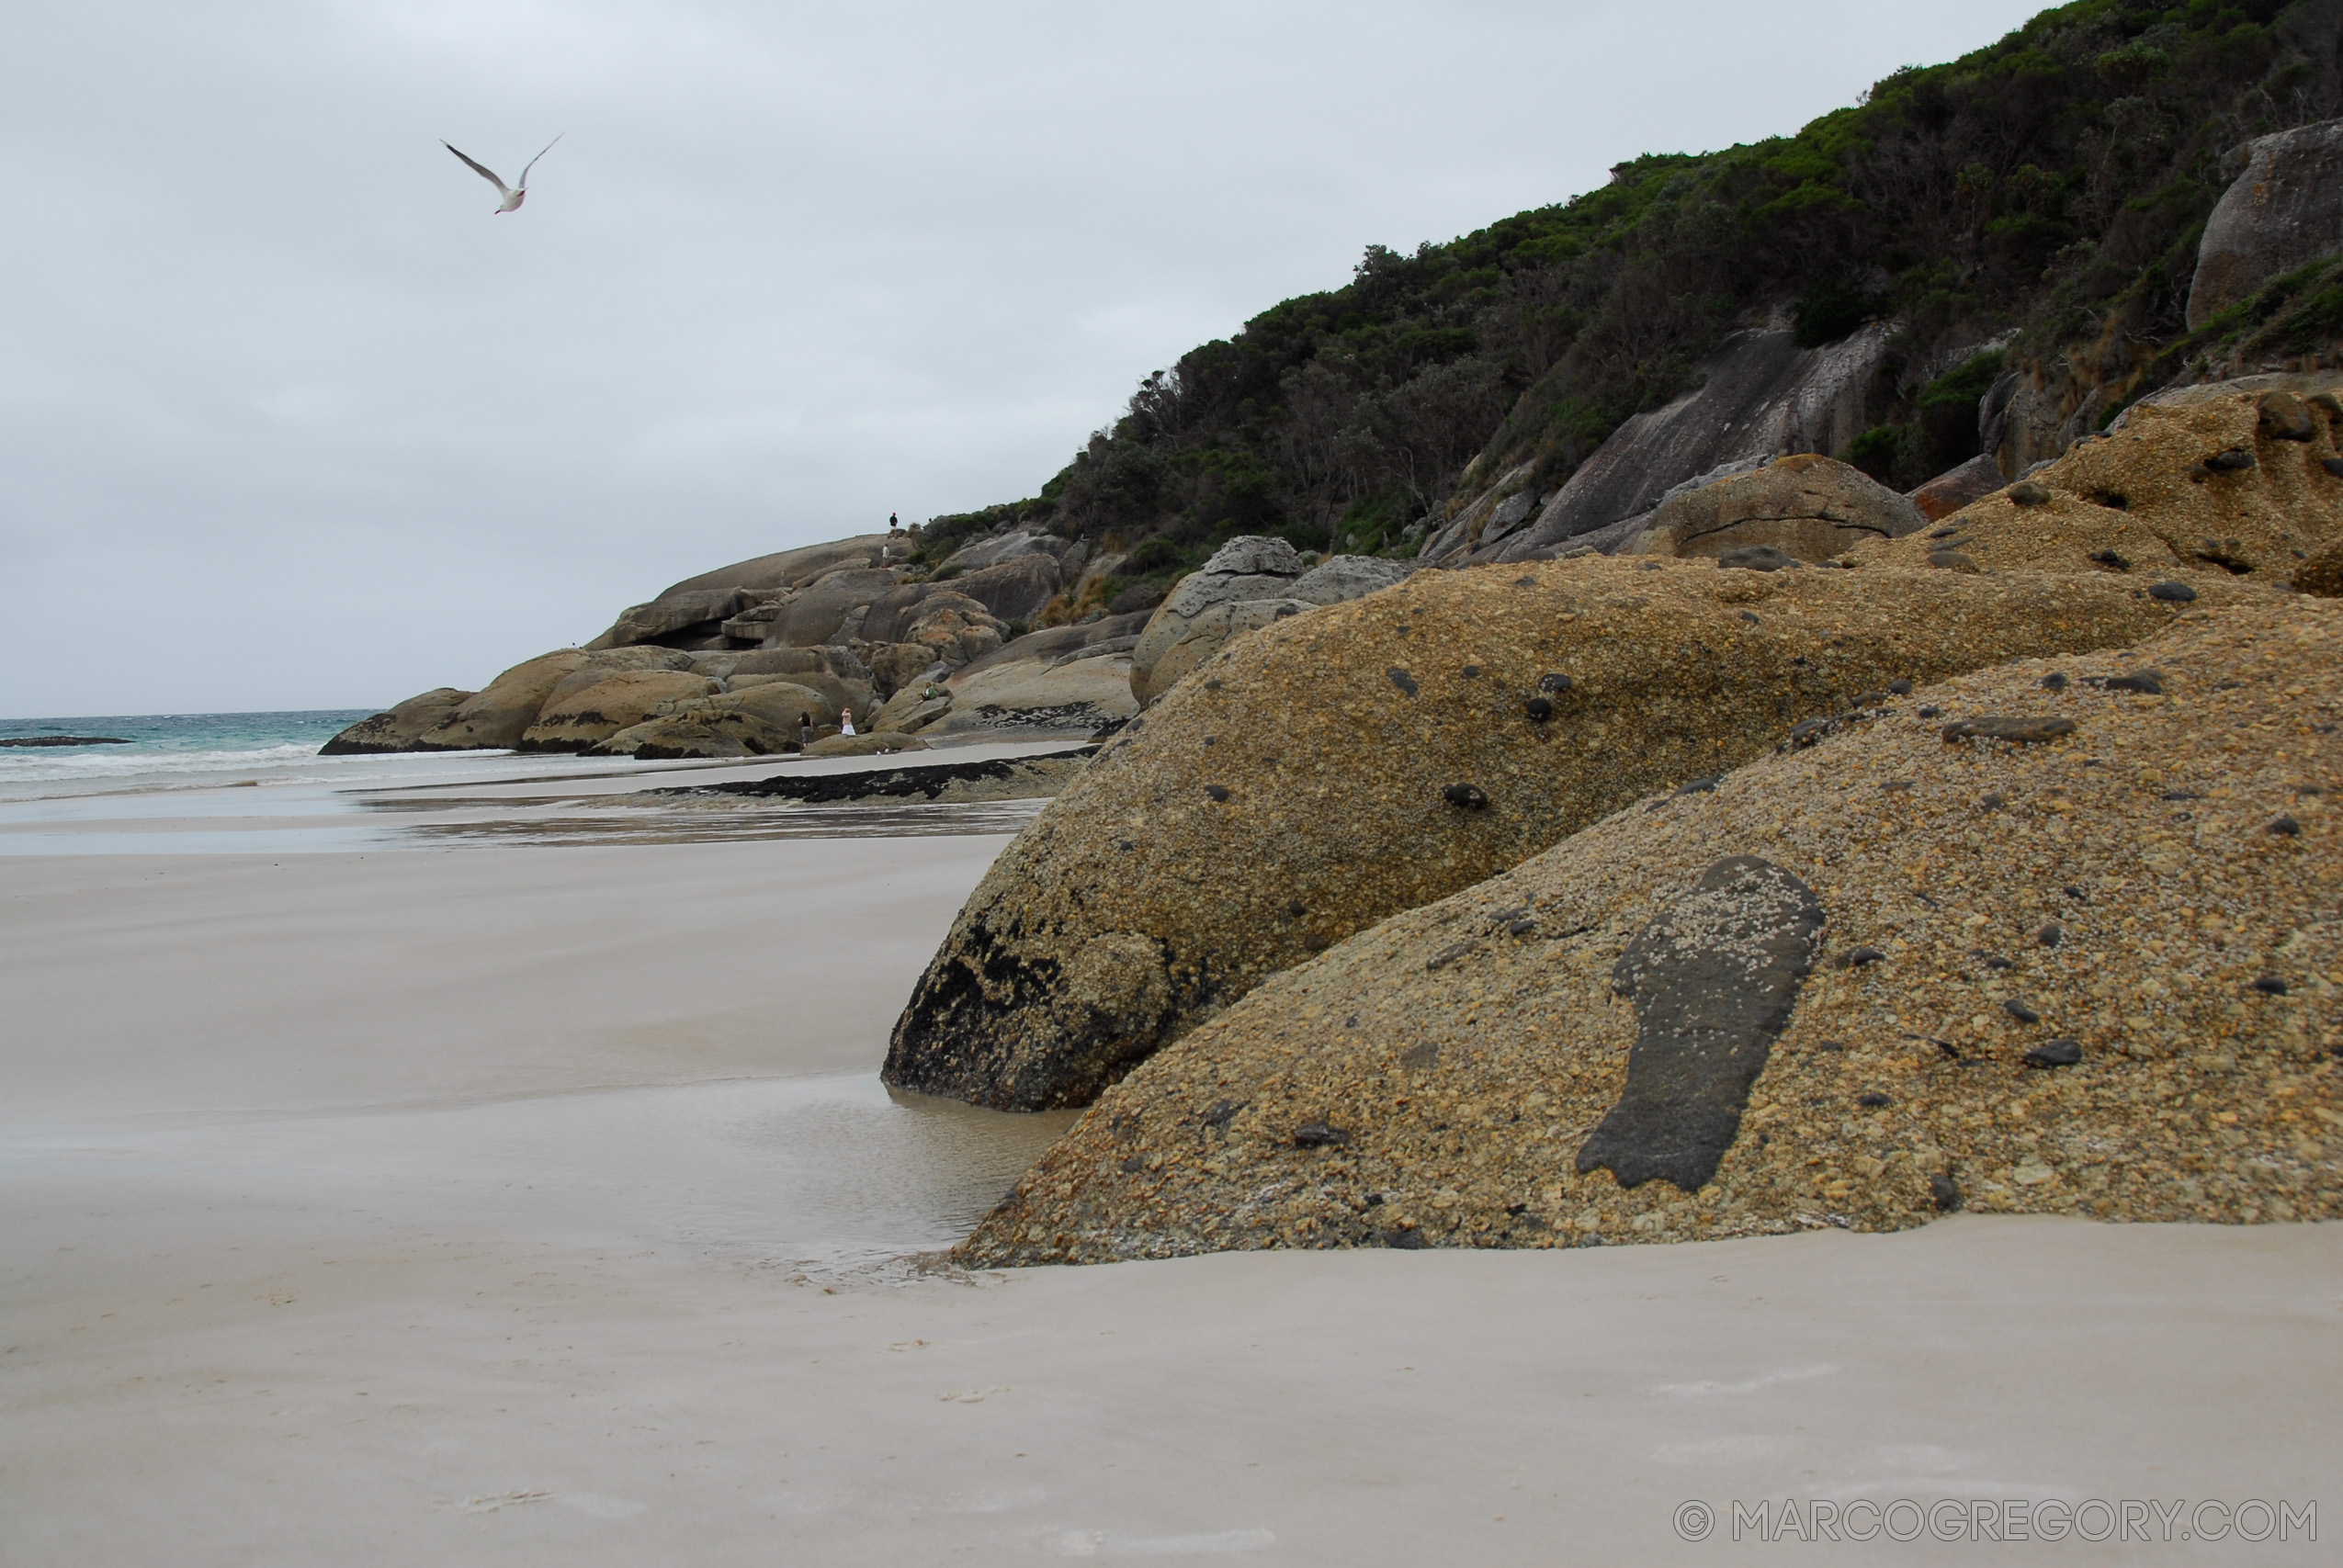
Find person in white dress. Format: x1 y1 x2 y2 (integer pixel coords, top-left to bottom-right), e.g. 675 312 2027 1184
839 708 856 738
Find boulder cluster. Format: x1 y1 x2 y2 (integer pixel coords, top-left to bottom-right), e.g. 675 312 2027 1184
325 527 1417 762
864 371 2343 1264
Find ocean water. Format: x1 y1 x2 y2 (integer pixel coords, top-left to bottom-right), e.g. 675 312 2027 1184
0 709 497 804
0 708 1054 852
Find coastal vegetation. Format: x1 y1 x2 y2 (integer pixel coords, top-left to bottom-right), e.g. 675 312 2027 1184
916 0 2343 586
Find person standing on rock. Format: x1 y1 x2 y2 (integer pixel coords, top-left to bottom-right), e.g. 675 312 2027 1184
839 707 856 739
798 712 814 750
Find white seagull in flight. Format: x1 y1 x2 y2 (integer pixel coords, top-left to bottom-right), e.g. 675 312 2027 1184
441 134 563 213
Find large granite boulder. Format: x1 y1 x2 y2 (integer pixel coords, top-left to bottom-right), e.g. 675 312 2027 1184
959 597 2342 1264
1907 454 2009 522
1856 378 2343 592
942 528 1070 572
727 671 872 725
517 670 719 752
1128 541 1408 706
899 593 1010 668
763 568 902 647
942 554 1064 626
865 641 947 695
882 557 2242 1111
1626 454 1926 560
319 688 475 755
650 536 891 600
587 679 857 759
1134 598 1319 702
414 650 592 750
1477 323 1896 562
2188 118 2343 331
1127 536 1307 704
1290 554 1414 604
923 649 1139 740
602 588 748 649
858 556 1063 644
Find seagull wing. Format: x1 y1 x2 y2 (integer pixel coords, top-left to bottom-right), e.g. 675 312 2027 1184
515 132 564 189
441 141 512 197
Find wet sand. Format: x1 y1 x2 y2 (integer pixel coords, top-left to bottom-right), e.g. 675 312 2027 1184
3 790 2337 1563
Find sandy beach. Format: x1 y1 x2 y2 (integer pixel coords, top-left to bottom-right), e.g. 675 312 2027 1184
1 764 2334 1564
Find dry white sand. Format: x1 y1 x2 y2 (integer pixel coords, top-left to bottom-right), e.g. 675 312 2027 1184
4 829 2337 1564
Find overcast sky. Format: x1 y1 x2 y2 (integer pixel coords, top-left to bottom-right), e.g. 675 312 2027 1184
1 0 2047 717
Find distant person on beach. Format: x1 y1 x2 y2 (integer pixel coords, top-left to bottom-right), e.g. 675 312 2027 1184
839 708 856 738
889 512 902 535
798 712 814 749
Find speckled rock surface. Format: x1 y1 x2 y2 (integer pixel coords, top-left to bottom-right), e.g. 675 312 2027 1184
958 599 2341 1265
884 558 2243 1111
1855 383 2343 592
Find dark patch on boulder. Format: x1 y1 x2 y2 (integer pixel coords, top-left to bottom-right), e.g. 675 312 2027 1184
2267 815 2302 836
1292 1122 1352 1148
1941 716 2077 744
2003 998 2043 1025
2204 446 2258 472
1930 1172 1964 1211
2148 581 2198 602
2008 480 2052 505
2087 669 2165 694
1575 856 1825 1191
2258 391 2316 442
1525 696 1555 722
2090 549 2132 570
1204 784 1230 803
1387 668 1419 697
1716 545 1794 571
1537 672 1574 694
2023 1039 2084 1068
1442 783 1488 810
2253 976 2291 996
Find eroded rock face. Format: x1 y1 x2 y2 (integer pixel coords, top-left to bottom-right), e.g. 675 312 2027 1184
1628 455 1924 560
883 558 2228 1111
1485 324 1896 562
1856 379 2343 586
319 688 475 755
957 598 2341 1264
2188 118 2343 331
518 671 719 751
604 588 748 649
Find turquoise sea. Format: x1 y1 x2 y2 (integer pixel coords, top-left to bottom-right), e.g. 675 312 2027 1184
0 707 696 850
0 709 1053 853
